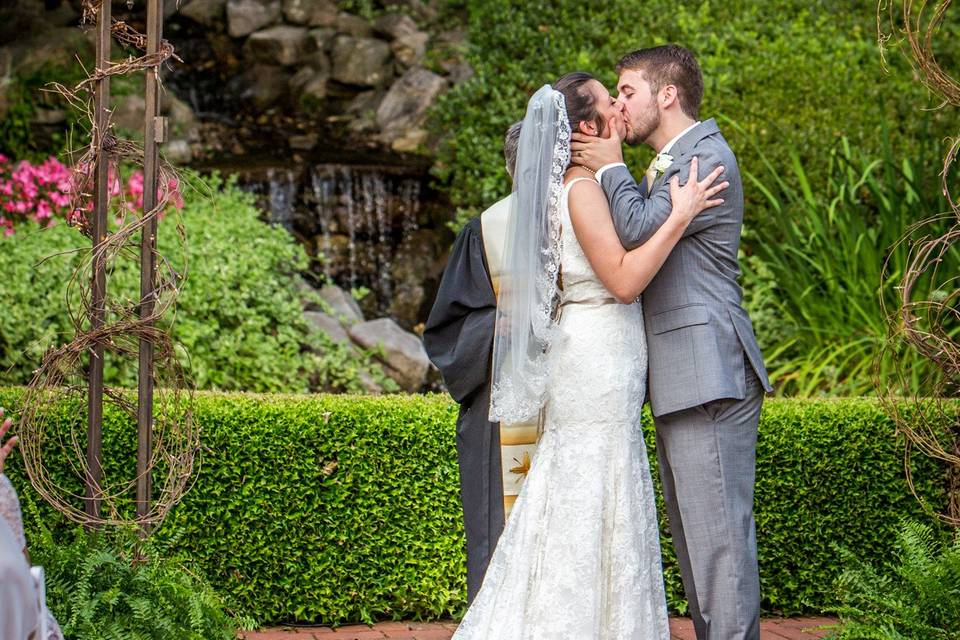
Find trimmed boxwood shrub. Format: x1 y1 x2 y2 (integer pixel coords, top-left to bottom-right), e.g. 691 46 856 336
0 388 951 623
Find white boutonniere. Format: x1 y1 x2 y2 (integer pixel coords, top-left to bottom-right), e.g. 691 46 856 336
653 152 674 175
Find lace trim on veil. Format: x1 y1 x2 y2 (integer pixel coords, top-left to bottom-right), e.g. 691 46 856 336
489 89 571 424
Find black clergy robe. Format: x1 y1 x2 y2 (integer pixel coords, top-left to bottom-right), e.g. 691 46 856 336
423 216 505 605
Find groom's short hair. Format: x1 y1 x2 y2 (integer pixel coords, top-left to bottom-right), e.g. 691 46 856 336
616 44 703 120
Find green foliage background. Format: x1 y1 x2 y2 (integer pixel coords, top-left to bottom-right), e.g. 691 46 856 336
430 0 959 228
828 519 960 639
24 521 246 640
0 172 391 394
0 389 950 623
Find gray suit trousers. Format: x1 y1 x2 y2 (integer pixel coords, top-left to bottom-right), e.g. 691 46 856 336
654 359 763 640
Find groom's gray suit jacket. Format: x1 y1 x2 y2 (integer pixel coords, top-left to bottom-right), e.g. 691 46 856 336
601 118 772 417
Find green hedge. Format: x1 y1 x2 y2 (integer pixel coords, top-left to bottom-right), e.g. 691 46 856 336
0 388 950 623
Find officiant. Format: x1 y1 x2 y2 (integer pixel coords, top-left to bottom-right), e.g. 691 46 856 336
423 122 523 604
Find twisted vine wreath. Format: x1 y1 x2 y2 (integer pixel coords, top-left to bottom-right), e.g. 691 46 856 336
17 0 198 528
877 0 960 526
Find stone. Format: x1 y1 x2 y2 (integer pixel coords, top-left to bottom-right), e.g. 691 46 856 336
289 133 318 150
308 27 336 52
346 89 382 116
180 0 227 27
163 139 193 164
163 0 181 19
304 310 352 345
446 61 474 85
32 108 66 125
356 370 383 394
348 318 429 392
373 13 419 40
226 0 281 38
290 67 329 107
330 36 393 87
15 28 93 76
335 12 374 37
304 49 332 74
390 128 428 153
382 0 436 21
318 284 364 324
376 67 446 142
242 64 290 108
283 0 337 27
162 92 199 137
111 94 147 134
391 31 428 69
244 25 311 66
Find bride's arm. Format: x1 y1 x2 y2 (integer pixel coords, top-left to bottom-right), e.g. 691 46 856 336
569 157 726 304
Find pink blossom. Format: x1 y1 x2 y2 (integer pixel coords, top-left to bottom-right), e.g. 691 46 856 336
35 200 52 221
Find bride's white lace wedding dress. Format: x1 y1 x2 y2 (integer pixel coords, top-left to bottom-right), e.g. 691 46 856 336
452 178 671 640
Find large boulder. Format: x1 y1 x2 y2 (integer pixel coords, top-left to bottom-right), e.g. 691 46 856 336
161 92 200 138
348 318 429 392
13 28 93 76
318 284 364 324
111 94 147 134
179 0 226 27
335 12 374 37
244 25 312 66
330 35 392 87
391 31 428 69
376 67 446 145
304 310 352 345
373 13 419 40
290 66 329 106
282 0 337 27
226 0 281 38
241 64 290 108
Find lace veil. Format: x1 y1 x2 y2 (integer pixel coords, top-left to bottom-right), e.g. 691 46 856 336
489 85 571 423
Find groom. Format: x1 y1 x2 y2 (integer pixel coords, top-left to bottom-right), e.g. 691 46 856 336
572 45 772 640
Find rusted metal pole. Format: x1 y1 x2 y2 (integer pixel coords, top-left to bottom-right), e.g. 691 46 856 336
137 0 164 528
86 0 111 523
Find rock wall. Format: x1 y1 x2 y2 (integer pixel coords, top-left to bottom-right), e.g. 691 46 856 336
0 0 464 336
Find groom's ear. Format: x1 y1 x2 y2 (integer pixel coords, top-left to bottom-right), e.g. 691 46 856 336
660 84 679 108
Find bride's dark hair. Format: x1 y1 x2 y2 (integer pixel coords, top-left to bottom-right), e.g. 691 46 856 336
554 71 605 137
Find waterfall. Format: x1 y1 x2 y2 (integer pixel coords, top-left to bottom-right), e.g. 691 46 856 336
242 163 433 321
266 168 297 230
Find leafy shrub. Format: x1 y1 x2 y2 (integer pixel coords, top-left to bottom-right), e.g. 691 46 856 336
0 389 950 622
431 0 960 230
827 520 960 639
738 132 960 396
21 493 252 640
0 170 393 394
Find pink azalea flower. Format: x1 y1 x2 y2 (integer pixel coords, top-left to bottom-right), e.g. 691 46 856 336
36 200 52 220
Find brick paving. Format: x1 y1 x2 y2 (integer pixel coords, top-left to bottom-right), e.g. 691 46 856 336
240 616 836 640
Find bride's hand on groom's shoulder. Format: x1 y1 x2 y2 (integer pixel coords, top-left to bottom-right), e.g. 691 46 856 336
570 115 624 172
668 157 728 225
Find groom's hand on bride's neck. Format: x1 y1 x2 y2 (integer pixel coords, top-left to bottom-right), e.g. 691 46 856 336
570 115 624 172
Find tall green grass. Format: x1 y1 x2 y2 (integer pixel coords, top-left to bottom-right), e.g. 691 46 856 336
738 120 959 396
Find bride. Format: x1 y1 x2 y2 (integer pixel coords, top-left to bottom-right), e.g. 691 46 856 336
451 73 727 639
